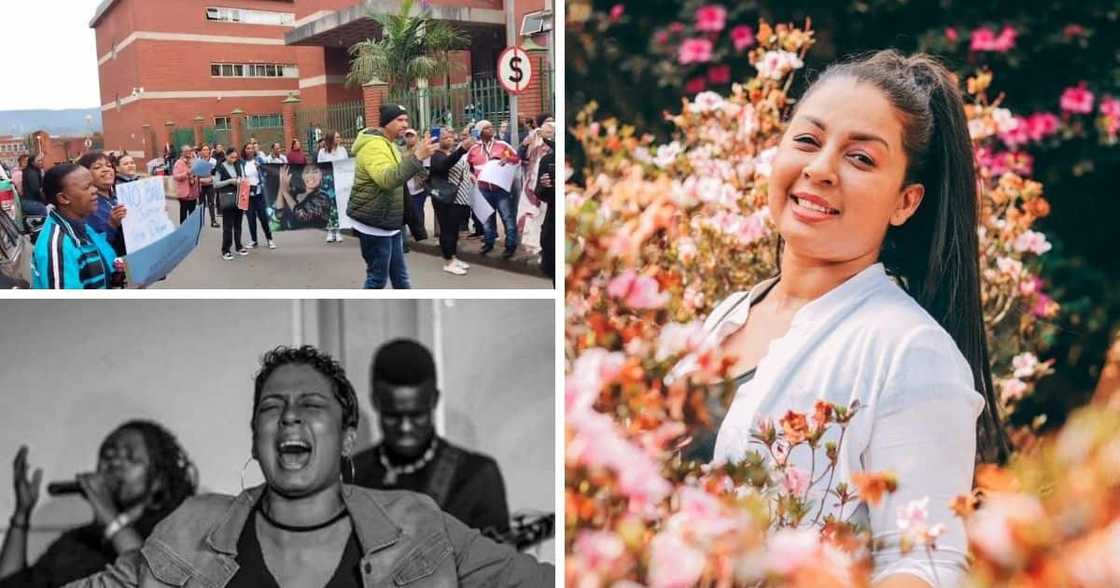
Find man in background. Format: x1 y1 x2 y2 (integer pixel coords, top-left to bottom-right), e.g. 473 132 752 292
352 338 511 536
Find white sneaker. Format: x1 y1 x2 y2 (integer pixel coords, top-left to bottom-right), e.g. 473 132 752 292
248 241 258 249
443 263 467 275
325 232 335 243
222 252 234 261
333 230 344 242
267 240 277 249
236 248 249 256
452 258 470 270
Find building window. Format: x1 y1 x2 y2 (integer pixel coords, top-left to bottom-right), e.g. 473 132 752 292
521 10 553 36
211 63 299 78
214 117 231 130
247 114 282 129
205 6 294 26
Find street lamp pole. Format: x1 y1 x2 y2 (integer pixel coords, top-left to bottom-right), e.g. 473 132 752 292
506 0 519 147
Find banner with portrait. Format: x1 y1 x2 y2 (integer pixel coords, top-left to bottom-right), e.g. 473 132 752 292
259 162 338 231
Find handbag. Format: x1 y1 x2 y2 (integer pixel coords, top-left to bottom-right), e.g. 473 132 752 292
218 189 238 211
429 178 458 205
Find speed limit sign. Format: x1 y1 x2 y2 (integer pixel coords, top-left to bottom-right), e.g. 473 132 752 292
497 47 532 95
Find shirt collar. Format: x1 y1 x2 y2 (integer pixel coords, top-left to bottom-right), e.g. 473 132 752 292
206 484 402 557
718 262 889 330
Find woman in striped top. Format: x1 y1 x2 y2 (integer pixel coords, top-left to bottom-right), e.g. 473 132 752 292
428 128 477 276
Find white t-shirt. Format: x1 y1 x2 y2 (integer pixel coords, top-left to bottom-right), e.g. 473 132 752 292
349 219 400 237
670 263 982 587
317 146 349 163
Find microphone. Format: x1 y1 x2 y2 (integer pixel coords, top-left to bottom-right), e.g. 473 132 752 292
46 481 82 496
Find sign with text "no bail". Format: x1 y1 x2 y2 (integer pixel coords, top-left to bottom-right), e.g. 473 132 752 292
498 47 533 95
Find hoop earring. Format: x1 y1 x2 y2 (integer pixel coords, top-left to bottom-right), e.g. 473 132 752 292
240 456 254 493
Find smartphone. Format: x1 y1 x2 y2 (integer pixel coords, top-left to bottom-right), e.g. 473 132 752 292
431 127 441 141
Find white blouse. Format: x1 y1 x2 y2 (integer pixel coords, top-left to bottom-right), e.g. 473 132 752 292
671 263 983 587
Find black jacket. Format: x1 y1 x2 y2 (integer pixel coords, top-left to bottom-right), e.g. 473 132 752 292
21 166 44 204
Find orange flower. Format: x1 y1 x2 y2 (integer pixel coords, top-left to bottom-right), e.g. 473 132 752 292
949 493 980 518
851 471 899 506
1024 197 1050 218
975 464 1021 493
812 400 833 430
780 410 811 444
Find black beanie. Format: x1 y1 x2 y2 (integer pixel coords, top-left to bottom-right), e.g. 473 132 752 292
379 104 408 127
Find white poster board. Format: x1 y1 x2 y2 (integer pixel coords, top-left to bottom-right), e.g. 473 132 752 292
477 160 516 192
333 158 358 230
116 178 175 252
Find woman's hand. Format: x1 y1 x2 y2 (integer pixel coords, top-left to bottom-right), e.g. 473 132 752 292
108 204 127 229
276 166 292 210
11 446 42 524
539 173 553 189
76 472 120 526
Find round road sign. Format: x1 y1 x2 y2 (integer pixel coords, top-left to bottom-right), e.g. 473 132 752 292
497 46 532 95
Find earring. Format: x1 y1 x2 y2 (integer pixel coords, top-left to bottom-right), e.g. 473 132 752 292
240 456 254 493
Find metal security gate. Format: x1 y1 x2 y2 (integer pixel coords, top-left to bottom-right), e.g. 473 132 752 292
388 78 510 132
296 101 365 150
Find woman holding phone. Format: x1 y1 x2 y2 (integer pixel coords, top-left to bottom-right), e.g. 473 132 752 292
428 127 476 275
213 147 248 260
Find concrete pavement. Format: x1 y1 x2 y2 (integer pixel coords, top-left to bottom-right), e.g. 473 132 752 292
151 202 552 290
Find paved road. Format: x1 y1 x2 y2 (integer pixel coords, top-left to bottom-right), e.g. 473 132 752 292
152 203 552 290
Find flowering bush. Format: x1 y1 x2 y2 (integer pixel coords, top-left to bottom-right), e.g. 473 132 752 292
563 17 1109 587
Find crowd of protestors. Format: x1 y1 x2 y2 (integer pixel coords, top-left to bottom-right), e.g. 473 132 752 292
1 108 557 288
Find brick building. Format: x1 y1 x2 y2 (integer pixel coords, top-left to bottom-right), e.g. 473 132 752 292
0 136 26 169
91 0 554 159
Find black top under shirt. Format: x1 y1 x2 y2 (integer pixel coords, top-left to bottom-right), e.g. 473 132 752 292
685 280 776 462
226 511 363 588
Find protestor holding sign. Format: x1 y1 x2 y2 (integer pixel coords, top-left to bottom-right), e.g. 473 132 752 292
347 104 436 289
465 120 520 259
78 152 128 257
213 148 249 261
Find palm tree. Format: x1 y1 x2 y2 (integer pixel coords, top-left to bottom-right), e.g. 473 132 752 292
345 0 470 95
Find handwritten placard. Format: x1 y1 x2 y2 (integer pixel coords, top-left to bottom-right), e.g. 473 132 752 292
116 178 175 252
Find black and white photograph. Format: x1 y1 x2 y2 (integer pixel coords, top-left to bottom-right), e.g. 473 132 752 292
0 299 555 586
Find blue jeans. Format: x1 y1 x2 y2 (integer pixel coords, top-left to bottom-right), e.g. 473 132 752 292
480 185 518 252
357 231 411 289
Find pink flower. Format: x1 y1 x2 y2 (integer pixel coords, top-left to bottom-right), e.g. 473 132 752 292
754 50 803 80
1000 378 1028 404
668 22 685 33
694 5 726 33
678 38 713 65
1031 292 1059 318
782 466 811 497
996 256 1023 277
897 497 945 550
572 531 626 575
730 25 755 51
992 26 1017 52
654 30 669 45
607 269 671 309
764 529 820 576
1026 112 1060 140
567 348 627 415
655 321 706 362
945 27 959 42
608 4 624 22
970 26 997 51
1060 82 1095 114
1063 24 1086 39
1019 276 1042 296
1013 230 1052 255
684 76 707 95
1012 352 1039 379
707 64 731 85
648 532 706 588
967 493 1046 568
1101 96 1120 118
567 410 672 515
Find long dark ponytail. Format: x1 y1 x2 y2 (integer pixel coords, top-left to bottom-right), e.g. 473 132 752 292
799 50 1010 463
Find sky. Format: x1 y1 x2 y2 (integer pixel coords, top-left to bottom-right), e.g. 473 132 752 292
2 1 104 111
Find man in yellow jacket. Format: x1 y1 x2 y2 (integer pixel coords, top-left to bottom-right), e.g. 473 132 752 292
347 104 436 288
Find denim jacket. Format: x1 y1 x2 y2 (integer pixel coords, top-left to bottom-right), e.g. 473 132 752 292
62 484 553 588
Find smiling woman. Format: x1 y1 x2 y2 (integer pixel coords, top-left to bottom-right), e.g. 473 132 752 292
669 49 1005 588
61 345 553 588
